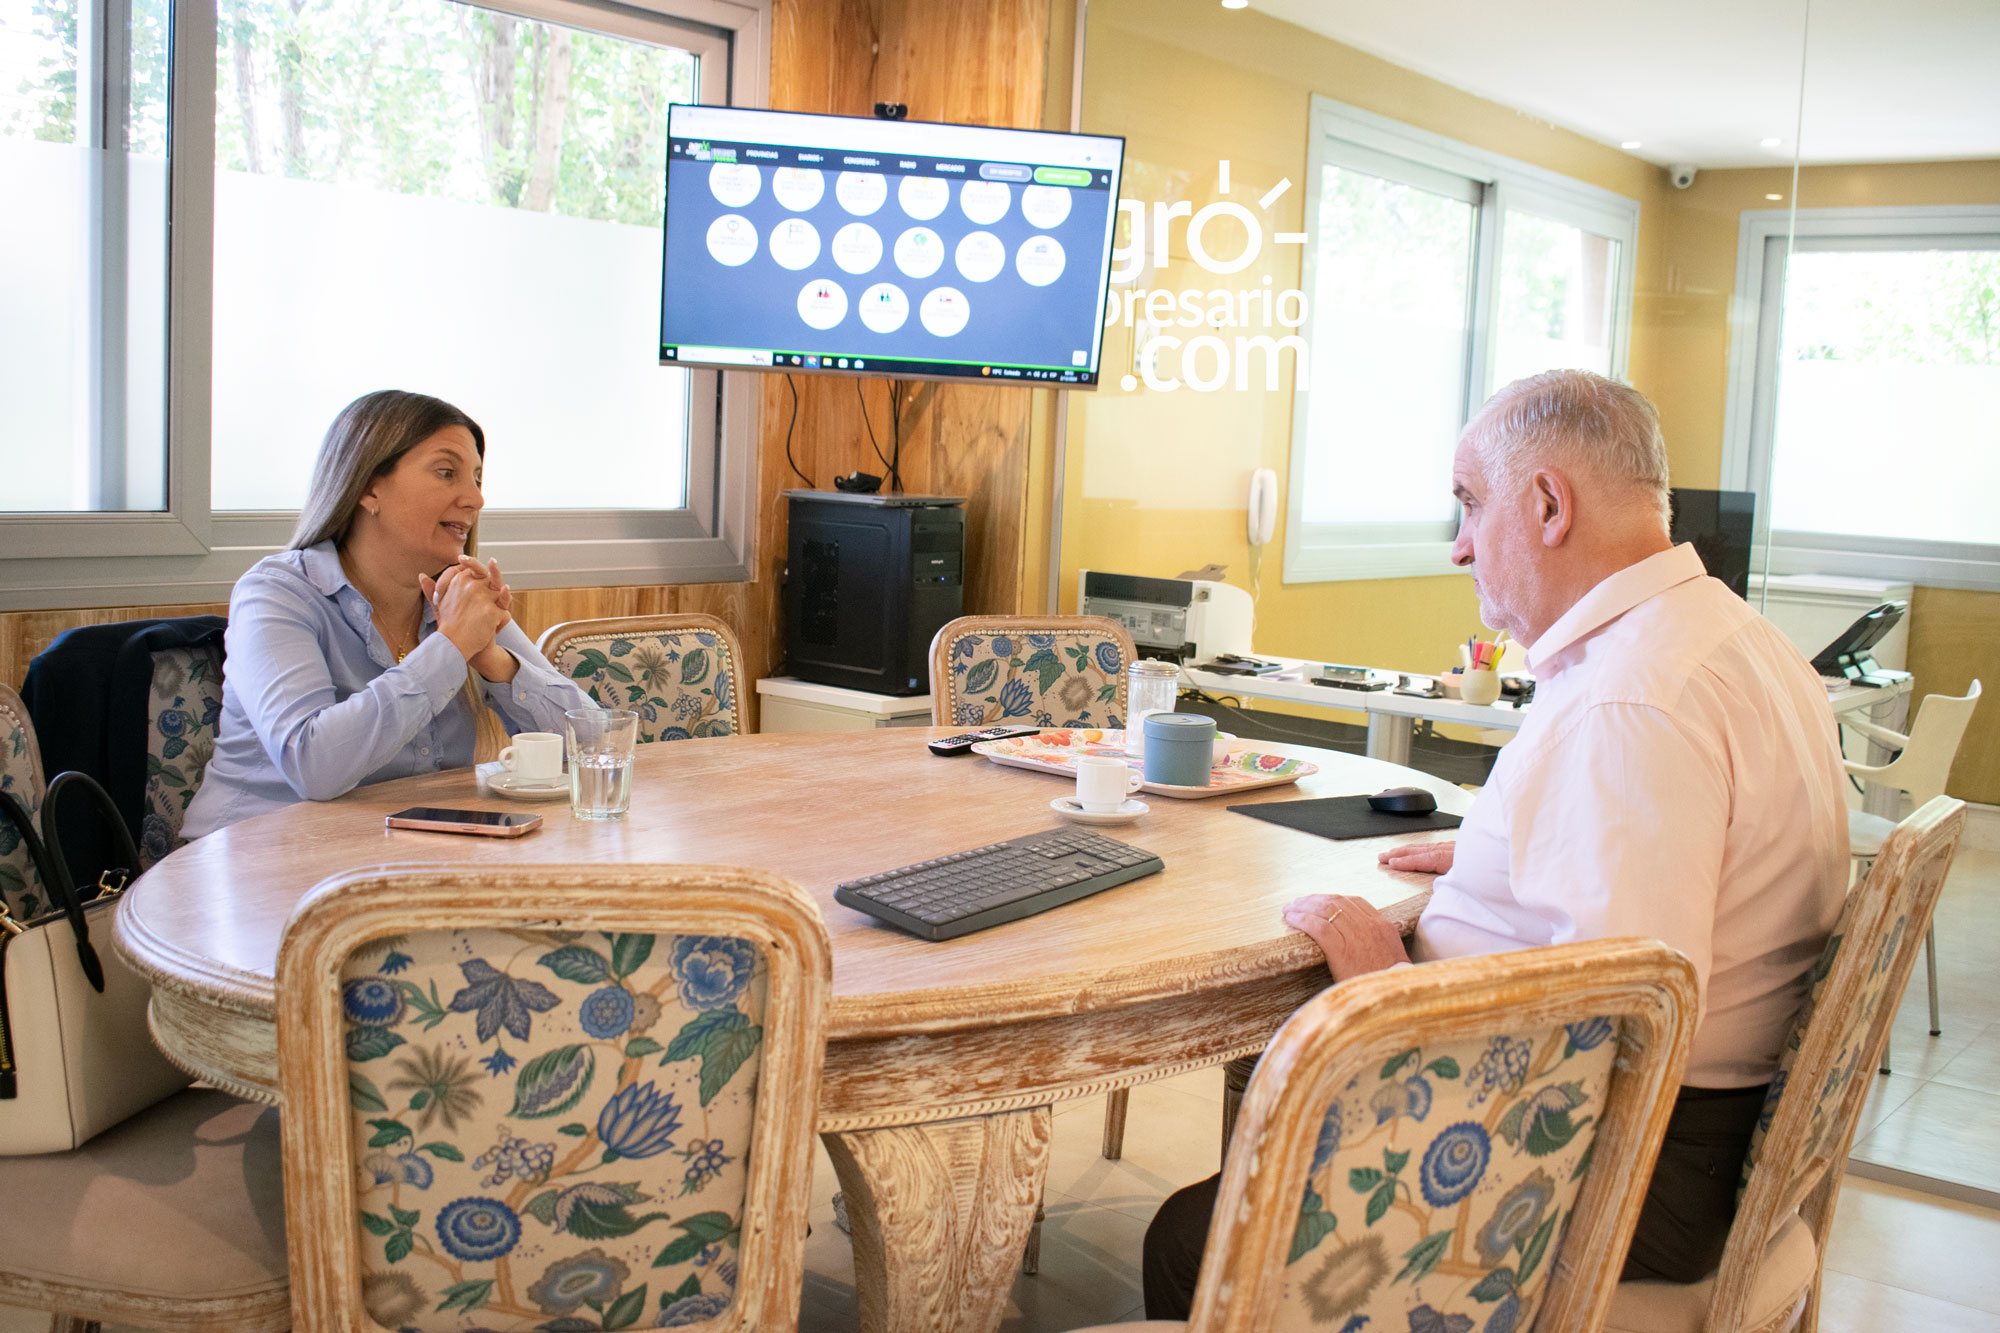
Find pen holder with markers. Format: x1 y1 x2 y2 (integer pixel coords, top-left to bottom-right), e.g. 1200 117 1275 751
1457 669 1502 705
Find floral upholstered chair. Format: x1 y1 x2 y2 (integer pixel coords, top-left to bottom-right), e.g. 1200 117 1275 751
142 641 225 868
1074 939 1699 1333
0 682 48 922
1607 797 1966 1333
928 615 1135 730
276 863 831 1333
538 616 747 743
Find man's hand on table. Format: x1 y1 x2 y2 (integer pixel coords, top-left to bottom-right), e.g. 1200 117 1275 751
1378 840 1455 875
1284 894 1410 982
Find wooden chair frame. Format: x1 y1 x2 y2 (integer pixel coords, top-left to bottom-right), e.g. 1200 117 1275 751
927 614 1137 728
275 863 832 1333
1182 939 1699 1333
536 613 749 736
1696 797 1965 1333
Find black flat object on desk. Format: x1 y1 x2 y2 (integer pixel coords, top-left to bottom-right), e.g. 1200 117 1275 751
834 827 1163 941
1228 795 1462 841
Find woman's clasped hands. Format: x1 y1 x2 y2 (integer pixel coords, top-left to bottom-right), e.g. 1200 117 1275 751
422 555 519 682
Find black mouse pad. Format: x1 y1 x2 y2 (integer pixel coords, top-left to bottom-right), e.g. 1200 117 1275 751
1227 795 1462 841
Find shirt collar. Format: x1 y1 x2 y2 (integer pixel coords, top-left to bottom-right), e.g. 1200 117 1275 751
1526 543 1707 673
299 540 351 598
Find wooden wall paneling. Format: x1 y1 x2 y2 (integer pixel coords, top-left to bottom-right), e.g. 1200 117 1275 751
1 603 230 694
1907 586 2000 805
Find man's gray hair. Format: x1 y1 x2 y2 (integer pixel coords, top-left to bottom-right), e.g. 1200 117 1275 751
1463 370 1671 532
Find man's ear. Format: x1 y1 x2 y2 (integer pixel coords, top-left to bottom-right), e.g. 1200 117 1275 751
1532 468 1575 548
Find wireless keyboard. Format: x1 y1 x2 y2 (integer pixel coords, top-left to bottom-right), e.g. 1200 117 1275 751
834 826 1164 941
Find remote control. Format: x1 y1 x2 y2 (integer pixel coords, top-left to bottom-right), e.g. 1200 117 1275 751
928 726 1040 756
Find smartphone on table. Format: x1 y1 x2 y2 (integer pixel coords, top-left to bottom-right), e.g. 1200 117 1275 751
385 807 543 837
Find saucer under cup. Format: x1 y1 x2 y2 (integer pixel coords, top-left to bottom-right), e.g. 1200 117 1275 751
1050 795 1148 826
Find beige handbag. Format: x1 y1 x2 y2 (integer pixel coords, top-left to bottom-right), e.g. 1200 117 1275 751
0 777 191 1155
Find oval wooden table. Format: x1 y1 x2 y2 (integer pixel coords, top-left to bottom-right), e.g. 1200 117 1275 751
116 727 1469 1333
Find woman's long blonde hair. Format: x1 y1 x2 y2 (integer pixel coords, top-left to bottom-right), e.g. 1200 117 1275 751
292 390 509 763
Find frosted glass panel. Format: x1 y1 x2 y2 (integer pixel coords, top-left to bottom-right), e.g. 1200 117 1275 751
1492 210 1617 390
1770 248 2000 546
208 0 698 512
1299 164 1472 529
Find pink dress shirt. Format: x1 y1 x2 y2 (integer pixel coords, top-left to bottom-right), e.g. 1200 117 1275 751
1414 544 1849 1087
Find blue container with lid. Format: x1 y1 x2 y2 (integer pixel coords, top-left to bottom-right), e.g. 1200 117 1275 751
1143 712 1216 787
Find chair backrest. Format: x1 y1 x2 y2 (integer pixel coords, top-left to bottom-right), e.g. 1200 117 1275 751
538 615 748 743
0 682 49 921
927 615 1136 729
1865 681 1981 807
140 641 226 868
1710 795 1965 1331
276 863 832 1333
1184 939 1699 1333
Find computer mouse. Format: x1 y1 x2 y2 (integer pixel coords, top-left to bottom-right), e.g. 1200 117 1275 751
1367 786 1437 814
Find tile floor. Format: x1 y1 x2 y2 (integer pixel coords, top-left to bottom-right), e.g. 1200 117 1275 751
9 825 1996 1333
1849 838 2000 1210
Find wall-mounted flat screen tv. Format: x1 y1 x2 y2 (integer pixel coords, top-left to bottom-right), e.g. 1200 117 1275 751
660 105 1124 387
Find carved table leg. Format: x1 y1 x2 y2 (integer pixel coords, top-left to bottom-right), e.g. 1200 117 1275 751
823 1107 1053 1333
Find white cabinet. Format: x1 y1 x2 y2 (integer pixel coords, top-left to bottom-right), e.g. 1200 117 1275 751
755 677 934 733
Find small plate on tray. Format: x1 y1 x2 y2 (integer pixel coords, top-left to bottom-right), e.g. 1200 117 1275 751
971 728 1316 800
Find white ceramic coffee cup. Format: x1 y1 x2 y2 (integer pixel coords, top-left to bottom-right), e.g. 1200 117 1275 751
1074 754 1144 813
499 731 563 781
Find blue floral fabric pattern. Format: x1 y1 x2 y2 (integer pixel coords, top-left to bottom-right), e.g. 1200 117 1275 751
1278 1022 1619 1333
341 926 768 1331
1740 900 1906 1198
142 644 224 868
0 687 47 922
550 630 741 745
943 627 1126 729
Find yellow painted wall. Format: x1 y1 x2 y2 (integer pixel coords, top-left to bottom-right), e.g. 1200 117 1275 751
1061 0 1681 690
1663 159 2000 803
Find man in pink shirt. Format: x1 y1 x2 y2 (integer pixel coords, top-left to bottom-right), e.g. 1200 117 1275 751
1143 370 1847 1314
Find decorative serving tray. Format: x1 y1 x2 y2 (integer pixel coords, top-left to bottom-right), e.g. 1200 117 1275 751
972 728 1316 800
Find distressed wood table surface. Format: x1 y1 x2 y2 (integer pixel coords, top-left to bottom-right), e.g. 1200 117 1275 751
117 726 1470 1333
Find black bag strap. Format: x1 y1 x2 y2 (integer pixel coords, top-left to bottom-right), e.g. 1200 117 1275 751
40 772 143 993
0 791 52 1096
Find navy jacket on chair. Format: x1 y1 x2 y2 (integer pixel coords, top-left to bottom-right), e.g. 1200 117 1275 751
22 617 227 888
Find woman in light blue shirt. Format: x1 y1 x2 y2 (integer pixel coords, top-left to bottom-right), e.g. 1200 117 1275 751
183 390 593 836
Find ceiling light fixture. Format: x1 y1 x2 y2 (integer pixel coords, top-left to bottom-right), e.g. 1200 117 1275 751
1221 0 1248 8
1620 140 1642 150
1760 137 1783 148
1766 193 1784 201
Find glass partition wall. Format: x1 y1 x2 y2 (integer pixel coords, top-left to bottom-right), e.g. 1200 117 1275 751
1057 0 1811 760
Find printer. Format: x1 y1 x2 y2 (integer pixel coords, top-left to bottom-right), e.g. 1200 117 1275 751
1078 570 1254 664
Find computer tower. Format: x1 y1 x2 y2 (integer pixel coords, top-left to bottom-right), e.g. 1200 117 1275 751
781 490 966 696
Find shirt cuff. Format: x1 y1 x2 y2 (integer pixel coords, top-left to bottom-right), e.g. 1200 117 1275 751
404 631 473 710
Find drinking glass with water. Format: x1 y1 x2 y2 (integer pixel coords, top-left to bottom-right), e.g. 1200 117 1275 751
564 708 639 819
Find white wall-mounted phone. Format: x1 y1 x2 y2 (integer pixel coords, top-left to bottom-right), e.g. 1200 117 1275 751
1246 468 1278 546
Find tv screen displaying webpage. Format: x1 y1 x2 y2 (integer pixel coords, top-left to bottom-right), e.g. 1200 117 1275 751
660 105 1125 386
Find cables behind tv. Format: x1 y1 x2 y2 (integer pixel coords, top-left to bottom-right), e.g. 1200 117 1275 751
887 379 907 494
855 377 892 476
784 374 811 488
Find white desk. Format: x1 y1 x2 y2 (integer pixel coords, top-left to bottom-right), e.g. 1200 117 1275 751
1181 657 1914 816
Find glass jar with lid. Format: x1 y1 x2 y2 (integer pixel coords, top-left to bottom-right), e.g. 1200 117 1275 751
1126 659 1179 755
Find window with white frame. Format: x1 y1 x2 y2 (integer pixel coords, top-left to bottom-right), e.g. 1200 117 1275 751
1284 97 1638 583
1724 206 2000 592
0 0 769 610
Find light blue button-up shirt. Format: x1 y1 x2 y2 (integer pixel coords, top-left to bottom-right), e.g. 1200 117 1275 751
182 541 593 837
